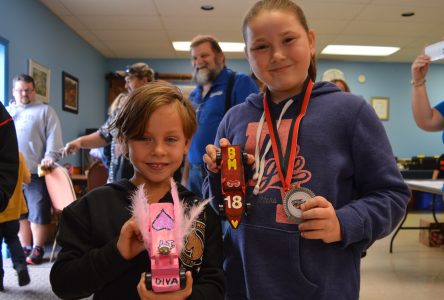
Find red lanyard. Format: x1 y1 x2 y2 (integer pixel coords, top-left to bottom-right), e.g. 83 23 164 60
263 80 313 191
0 117 13 127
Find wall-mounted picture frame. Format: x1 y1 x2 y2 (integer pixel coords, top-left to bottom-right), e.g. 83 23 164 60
62 71 79 114
371 97 389 121
28 59 50 103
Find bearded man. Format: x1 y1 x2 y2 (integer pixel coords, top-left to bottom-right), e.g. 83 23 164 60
184 35 259 197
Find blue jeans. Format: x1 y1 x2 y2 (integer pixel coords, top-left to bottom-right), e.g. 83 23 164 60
0 220 27 278
187 163 206 198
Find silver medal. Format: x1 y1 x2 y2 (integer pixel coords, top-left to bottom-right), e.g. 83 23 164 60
283 187 315 223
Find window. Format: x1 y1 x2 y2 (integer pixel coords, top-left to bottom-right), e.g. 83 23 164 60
0 36 8 105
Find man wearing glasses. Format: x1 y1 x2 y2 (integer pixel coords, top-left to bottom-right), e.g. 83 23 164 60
6 74 63 265
63 63 155 183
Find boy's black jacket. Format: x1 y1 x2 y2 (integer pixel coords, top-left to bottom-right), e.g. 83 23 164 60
50 179 225 300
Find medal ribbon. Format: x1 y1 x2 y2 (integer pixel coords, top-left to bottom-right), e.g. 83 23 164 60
263 78 313 191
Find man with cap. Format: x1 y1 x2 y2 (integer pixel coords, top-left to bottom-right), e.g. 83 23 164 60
63 62 155 183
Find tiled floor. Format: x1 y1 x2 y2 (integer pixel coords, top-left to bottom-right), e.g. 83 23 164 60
361 212 444 300
1 212 443 299
2 244 60 299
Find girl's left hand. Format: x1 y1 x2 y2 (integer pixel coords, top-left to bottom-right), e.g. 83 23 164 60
298 196 341 243
137 271 193 300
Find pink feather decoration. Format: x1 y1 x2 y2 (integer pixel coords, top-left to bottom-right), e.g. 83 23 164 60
131 180 211 255
171 178 185 253
171 178 210 253
130 184 151 251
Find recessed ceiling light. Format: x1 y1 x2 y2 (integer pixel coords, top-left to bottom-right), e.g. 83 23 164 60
321 45 400 56
173 41 245 52
401 12 415 17
201 5 214 11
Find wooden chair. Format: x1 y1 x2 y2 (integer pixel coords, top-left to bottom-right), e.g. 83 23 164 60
45 163 77 262
86 161 108 191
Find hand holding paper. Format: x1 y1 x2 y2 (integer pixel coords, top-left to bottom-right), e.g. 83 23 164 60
425 41 444 61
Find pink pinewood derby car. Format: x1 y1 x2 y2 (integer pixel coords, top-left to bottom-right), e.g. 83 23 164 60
145 203 186 292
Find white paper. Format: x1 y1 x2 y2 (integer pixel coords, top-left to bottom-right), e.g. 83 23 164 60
425 41 444 61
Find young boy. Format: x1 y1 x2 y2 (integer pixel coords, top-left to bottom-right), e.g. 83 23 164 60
50 81 224 300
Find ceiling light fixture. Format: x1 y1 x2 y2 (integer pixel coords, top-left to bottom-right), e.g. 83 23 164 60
321 45 400 56
201 5 214 11
173 41 245 52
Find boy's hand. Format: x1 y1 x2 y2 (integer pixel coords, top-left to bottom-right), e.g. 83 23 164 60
116 218 145 260
298 196 342 243
137 271 193 300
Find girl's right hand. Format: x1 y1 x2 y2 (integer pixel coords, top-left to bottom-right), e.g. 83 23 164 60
116 218 145 260
203 138 232 173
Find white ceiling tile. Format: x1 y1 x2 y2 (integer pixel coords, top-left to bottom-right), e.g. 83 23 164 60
356 4 444 22
329 35 413 47
59 0 158 16
103 39 172 51
341 20 433 37
167 30 244 42
38 0 444 63
303 2 366 20
115 48 176 59
94 30 169 42
161 15 244 32
76 15 163 30
370 0 444 7
309 20 350 35
154 0 257 17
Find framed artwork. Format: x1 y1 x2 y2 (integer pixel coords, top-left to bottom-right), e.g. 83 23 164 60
371 97 389 121
28 59 50 103
62 71 79 114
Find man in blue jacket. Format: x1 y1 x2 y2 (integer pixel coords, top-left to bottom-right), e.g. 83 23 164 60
184 35 259 197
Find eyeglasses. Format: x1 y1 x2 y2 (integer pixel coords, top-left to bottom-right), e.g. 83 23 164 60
14 89 34 94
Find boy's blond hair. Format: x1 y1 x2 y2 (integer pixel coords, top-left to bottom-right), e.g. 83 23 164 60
112 81 197 147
